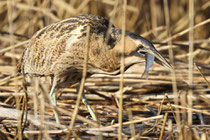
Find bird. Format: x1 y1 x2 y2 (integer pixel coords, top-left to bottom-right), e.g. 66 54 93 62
17 14 172 124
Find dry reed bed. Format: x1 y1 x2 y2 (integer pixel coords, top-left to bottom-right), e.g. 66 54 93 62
0 0 210 139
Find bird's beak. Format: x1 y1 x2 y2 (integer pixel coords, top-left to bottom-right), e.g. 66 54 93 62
149 49 173 70
140 46 173 79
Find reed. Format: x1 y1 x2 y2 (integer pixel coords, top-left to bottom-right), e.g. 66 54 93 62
0 0 209 139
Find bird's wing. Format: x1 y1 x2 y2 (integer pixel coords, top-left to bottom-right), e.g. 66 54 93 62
19 14 117 76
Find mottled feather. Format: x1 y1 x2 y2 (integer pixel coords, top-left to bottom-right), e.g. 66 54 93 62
18 14 172 123
18 14 171 89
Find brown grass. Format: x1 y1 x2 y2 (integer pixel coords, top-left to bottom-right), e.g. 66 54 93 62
0 0 210 139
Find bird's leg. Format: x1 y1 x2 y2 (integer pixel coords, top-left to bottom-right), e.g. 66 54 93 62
49 86 60 124
82 93 98 122
77 84 98 122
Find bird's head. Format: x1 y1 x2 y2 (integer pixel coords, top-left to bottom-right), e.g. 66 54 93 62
114 31 173 79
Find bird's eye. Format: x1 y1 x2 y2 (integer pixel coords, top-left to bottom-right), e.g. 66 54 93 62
138 45 143 49
137 45 146 54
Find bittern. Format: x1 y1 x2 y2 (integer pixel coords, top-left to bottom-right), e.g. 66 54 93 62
18 14 172 124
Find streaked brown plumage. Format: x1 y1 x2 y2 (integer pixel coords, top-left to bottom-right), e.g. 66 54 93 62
18 14 172 123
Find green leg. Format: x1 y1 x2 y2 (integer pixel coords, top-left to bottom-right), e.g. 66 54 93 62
49 86 60 124
77 84 98 122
